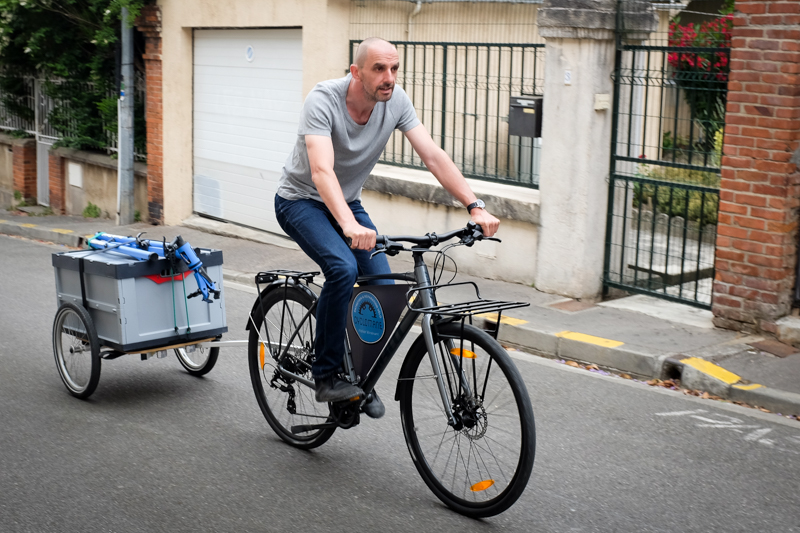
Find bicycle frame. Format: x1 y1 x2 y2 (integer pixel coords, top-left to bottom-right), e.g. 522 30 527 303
257 251 464 425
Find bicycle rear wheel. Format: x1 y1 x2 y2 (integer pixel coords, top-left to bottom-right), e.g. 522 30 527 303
248 285 334 449
398 322 535 517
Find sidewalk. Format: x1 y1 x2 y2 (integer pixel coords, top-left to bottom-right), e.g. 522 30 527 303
3 208 800 417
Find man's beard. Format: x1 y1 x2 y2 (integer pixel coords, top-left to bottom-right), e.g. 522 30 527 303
366 83 393 102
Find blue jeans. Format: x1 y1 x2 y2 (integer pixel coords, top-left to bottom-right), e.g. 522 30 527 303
274 194 392 379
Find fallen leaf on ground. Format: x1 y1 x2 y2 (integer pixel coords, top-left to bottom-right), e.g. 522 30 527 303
701 392 710 399
646 379 660 386
586 364 599 371
564 361 580 368
620 373 632 379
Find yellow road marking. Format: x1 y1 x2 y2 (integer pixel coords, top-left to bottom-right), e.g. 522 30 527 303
680 357 741 385
556 331 624 348
475 312 528 326
51 228 74 234
733 383 763 391
0 219 7 223
19 223 37 228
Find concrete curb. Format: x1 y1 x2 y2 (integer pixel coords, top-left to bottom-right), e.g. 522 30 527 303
671 356 800 416
0 220 85 247
4 221 798 418
217 267 800 416
182 215 300 251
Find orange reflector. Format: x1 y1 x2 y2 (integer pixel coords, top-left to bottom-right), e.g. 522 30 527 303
470 480 495 492
349 396 362 402
450 348 476 359
259 343 265 368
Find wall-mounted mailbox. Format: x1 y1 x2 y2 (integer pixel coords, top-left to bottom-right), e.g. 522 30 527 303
509 95 543 138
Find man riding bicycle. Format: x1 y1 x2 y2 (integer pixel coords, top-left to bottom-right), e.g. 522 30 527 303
274 37 499 416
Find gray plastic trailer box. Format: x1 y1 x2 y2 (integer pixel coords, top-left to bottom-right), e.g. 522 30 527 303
52 247 227 353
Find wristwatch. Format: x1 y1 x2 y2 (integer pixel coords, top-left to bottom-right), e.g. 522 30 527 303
467 199 486 214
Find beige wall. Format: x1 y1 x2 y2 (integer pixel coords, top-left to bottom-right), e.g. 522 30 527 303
362 189 537 285
159 0 351 225
58 152 147 219
0 141 14 208
349 0 542 44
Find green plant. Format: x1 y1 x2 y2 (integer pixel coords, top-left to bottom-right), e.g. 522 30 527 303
668 1 733 151
8 129 32 139
0 1 149 153
134 209 141 222
13 190 22 201
83 202 101 218
633 127 722 226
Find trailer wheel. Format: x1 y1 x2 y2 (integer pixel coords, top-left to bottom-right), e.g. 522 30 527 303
53 303 101 399
175 343 219 377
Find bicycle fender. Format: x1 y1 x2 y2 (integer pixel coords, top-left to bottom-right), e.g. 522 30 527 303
244 279 318 331
395 332 429 401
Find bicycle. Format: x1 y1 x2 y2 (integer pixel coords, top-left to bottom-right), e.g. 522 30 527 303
246 222 535 517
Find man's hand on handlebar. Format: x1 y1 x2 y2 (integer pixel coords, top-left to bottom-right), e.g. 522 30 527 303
343 222 377 251
470 208 500 238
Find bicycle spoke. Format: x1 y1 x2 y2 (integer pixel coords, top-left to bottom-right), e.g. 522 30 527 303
401 322 534 514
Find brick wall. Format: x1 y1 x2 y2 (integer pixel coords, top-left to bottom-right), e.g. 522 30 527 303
48 151 65 214
712 0 800 332
12 140 37 201
137 5 163 224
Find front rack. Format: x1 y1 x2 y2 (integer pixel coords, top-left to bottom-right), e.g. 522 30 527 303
406 281 530 318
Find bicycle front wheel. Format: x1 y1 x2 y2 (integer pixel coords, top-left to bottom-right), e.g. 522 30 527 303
398 322 535 517
247 285 334 449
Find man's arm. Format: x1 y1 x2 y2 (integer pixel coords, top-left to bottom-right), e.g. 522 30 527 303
403 124 500 237
305 134 376 250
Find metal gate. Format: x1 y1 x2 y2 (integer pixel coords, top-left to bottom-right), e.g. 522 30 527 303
603 11 729 309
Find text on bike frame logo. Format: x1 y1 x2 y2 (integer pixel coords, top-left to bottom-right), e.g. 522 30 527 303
351 291 385 344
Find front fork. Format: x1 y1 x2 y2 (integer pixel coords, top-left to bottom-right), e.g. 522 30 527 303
421 315 476 427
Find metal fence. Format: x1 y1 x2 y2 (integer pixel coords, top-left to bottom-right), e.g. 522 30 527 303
350 40 545 188
0 75 146 158
604 18 728 309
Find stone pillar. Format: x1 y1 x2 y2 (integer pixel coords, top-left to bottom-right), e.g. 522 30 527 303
12 139 37 203
711 0 800 333
137 5 163 225
48 150 65 214
534 0 656 299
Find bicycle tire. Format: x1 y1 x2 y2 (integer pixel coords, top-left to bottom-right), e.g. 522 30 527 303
398 322 535 517
52 302 101 399
175 344 219 376
247 285 335 449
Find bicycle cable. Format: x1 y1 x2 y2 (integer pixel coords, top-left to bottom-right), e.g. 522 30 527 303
432 242 460 285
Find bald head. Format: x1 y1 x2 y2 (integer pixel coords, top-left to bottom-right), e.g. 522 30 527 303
354 37 396 69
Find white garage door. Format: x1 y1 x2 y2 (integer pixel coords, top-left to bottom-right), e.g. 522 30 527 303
193 28 302 235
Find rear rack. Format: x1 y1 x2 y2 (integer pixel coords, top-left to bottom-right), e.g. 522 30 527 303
255 269 319 285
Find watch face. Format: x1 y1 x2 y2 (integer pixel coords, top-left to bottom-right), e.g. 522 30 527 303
469 200 485 212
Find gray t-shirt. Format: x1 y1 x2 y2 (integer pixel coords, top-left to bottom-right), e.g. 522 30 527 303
276 74 420 203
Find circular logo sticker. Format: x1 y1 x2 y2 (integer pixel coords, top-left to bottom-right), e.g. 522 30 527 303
245 45 255 62
352 291 385 344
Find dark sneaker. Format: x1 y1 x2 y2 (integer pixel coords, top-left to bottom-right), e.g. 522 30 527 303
314 376 364 403
361 390 385 419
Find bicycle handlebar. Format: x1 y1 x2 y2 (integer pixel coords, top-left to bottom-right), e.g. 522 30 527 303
374 222 497 256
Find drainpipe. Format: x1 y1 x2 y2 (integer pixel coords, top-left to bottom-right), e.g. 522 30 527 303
407 1 422 41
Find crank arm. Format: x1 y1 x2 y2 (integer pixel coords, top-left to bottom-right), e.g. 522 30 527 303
290 422 338 434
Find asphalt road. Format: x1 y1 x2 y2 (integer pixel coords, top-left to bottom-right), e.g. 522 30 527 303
1 234 798 532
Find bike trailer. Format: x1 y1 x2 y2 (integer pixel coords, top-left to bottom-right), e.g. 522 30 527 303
52 247 227 353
